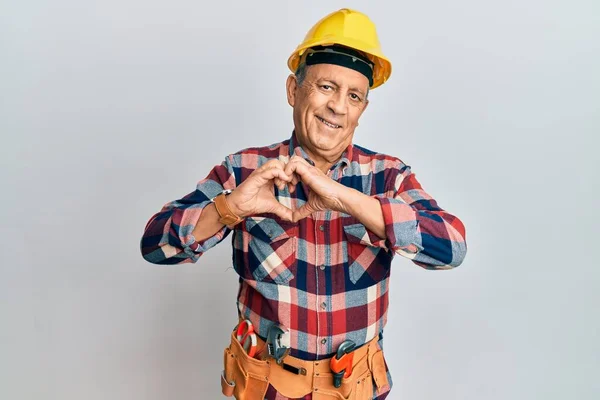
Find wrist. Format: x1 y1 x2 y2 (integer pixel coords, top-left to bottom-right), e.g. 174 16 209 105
225 190 245 218
336 185 357 215
211 190 244 227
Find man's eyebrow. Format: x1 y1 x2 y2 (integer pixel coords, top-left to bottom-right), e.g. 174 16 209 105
319 78 340 87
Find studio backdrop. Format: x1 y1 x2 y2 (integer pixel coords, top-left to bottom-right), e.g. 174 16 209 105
1 1 598 399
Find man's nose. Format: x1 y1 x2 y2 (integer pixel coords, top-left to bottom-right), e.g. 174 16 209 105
327 92 347 115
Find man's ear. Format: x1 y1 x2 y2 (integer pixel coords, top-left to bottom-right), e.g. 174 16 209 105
286 74 297 107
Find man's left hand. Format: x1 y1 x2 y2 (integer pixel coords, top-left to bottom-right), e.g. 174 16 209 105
283 155 349 222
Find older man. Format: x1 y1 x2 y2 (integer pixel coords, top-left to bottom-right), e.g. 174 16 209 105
141 8 467 400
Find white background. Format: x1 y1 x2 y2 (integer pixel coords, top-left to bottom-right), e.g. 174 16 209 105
1 1 599 399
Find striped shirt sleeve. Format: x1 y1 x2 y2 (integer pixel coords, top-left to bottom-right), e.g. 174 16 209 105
376 162 467 269
140 155 237 265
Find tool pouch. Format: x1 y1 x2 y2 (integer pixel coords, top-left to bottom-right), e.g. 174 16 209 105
367 341 390 396
221 328 390 400
312 341 390 400
310 352 373 400
221 331 269 400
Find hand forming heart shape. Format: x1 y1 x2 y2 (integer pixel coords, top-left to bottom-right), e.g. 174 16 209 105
226 155 347 223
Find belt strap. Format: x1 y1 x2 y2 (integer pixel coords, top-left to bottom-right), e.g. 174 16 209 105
252 331 377 374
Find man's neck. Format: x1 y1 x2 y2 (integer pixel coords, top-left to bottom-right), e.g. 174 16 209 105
301 147 339 173
293 135 350 173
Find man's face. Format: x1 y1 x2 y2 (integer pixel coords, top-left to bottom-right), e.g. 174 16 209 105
286 63 369 160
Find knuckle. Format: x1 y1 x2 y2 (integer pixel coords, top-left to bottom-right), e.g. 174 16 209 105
259 160 277 171
267 159 284 168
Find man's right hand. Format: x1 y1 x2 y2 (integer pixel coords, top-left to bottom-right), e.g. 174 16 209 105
226 160 297 222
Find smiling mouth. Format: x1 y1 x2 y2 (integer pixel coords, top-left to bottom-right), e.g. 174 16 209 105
316 116 342 129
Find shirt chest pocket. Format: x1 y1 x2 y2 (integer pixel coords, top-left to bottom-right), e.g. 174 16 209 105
342 217 392 287
246 216 298 285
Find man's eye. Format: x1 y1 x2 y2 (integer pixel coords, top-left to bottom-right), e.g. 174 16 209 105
350 93 361 101
321 85 332 90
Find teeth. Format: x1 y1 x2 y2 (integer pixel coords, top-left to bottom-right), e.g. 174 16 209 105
318 116 340 129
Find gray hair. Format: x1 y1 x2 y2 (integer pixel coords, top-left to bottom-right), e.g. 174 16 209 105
295 63 370 100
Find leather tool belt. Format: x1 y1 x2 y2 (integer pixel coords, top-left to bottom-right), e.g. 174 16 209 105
221 327 390 400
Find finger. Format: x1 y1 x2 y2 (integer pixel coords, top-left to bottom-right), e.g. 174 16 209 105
276 170 300 192
284 160 309 179
273 177 286 191
263 158 286 170
272 203 293 222
287 172 300 193
290 172 300 186
289 155 310 165
260 167 292 184
292 204 314 223
257 160 286 177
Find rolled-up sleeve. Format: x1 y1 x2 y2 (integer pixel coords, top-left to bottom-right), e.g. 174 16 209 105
376 162 467 270
140 155 238 265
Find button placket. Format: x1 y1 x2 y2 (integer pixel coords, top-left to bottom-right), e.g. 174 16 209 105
314 214 322 357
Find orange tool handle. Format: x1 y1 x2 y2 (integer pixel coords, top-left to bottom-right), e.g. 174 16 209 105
329 352 354 378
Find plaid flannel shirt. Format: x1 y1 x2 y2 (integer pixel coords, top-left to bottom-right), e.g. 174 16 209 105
140 132 467 398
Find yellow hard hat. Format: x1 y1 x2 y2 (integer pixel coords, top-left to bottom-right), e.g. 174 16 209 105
288 8 392 89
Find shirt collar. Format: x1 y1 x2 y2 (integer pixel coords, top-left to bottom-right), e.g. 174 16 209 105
288 130 315 166
288 130 354 171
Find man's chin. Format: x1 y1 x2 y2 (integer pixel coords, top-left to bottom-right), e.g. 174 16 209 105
308 135 339 151
313 129 352 147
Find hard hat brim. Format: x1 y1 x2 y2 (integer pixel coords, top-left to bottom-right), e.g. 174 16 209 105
287 37 392 89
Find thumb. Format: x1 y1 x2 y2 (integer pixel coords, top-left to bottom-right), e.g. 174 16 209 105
292 204 314 223
271 202 294 222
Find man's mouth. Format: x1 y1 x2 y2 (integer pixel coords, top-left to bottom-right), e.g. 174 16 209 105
316 116 342 129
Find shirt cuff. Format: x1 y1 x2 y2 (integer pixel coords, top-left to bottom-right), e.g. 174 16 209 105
376 197 423 254
173 200 229 257
185 226 229 255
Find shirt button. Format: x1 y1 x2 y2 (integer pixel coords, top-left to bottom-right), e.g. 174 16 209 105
321 338 327 344
321 302 327 309
319 265 325 271
319 225 325 231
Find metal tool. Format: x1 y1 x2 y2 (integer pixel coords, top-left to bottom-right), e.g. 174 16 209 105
330 340 356 388
265 323 290 365
236 319 258 358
